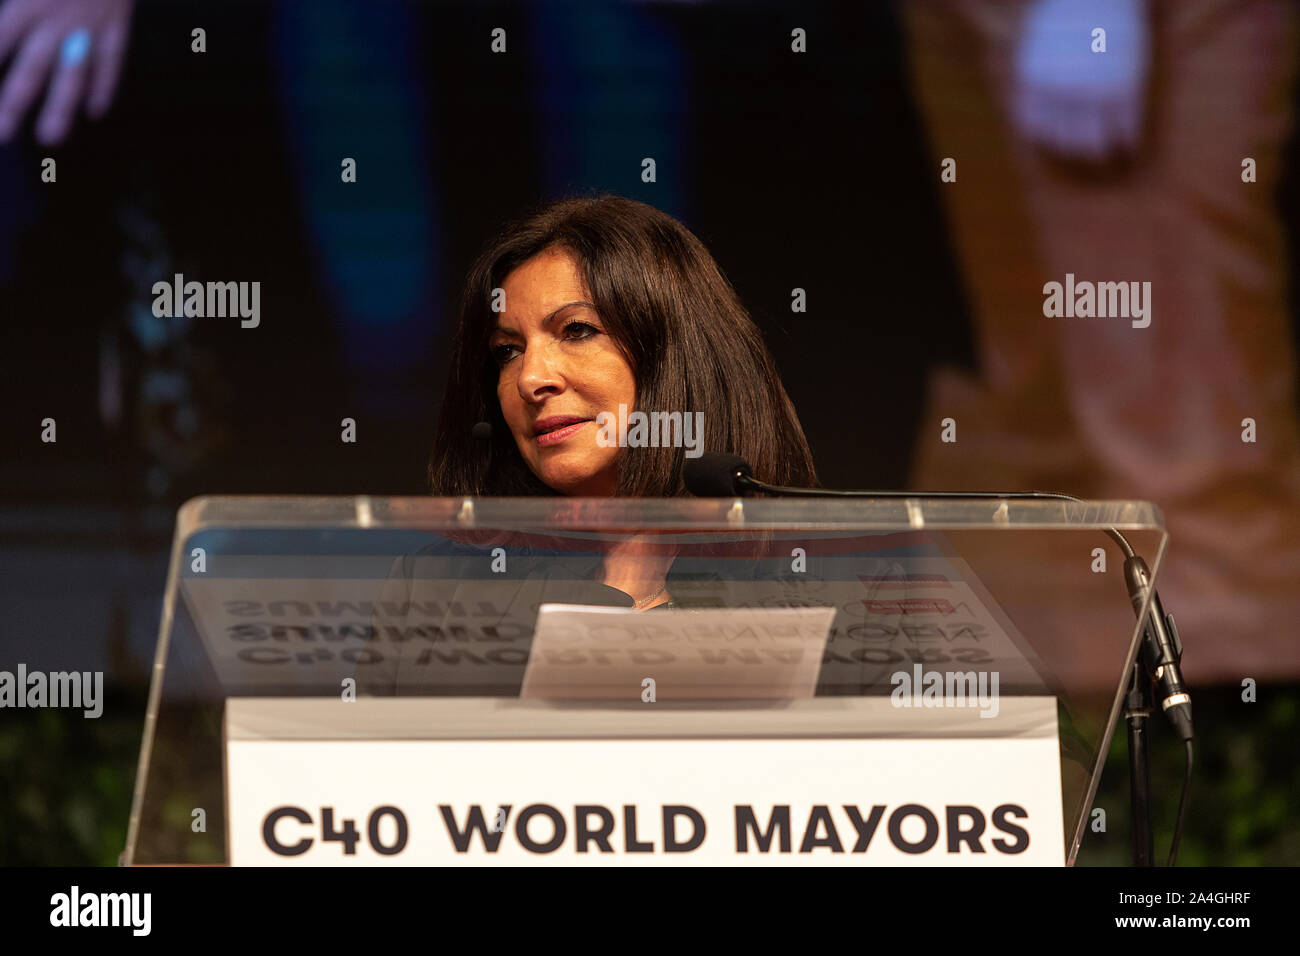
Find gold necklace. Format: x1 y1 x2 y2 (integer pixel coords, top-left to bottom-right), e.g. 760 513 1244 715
632 584 667 609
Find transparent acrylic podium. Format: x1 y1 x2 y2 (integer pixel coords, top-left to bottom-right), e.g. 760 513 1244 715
124 495 1166 866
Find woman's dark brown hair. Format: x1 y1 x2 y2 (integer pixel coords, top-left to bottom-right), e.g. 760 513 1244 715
427 194 818 496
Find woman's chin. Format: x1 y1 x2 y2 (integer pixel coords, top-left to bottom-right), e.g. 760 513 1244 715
537 464 619 497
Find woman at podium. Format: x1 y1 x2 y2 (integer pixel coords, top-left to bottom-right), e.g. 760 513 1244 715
370 195 857 695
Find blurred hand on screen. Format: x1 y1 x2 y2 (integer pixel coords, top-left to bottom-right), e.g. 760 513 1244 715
1012 0 1148 161
0 0 134 145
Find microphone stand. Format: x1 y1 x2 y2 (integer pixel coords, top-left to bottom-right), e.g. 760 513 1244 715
1125 657 1155 866
706 462 1184 866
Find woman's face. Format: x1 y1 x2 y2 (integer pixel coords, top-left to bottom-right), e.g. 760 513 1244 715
490 246 636 496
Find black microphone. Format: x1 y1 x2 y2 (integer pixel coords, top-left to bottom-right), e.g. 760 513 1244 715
686 451 1193 740
1124 557 1193 742
684 452 752 497
472 421 493 442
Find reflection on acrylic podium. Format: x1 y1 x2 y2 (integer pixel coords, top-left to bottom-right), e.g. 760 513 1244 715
124 494 1166 865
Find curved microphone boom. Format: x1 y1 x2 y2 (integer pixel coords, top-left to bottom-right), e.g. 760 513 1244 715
684 451 1193 742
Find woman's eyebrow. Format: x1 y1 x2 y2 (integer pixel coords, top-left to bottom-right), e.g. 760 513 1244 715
540 300 596 327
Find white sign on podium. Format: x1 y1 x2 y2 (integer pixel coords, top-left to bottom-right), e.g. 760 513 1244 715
225 696 1065 865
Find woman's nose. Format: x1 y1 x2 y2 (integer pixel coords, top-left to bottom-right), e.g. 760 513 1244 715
516 339 565 400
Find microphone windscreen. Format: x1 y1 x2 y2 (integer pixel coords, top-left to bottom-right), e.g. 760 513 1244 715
471 421 493 442
684 452 752 497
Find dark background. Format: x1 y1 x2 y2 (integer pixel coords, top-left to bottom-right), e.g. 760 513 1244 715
1 0 972 505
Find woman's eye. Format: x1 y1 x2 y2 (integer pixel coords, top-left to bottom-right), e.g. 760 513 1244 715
562 320 598 340
492 321 596 364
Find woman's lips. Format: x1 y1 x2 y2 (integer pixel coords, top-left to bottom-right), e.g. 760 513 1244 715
535 419 591 447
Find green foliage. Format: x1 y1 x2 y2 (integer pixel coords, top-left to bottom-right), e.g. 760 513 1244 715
1075 684 1300 866
0 692 142 866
